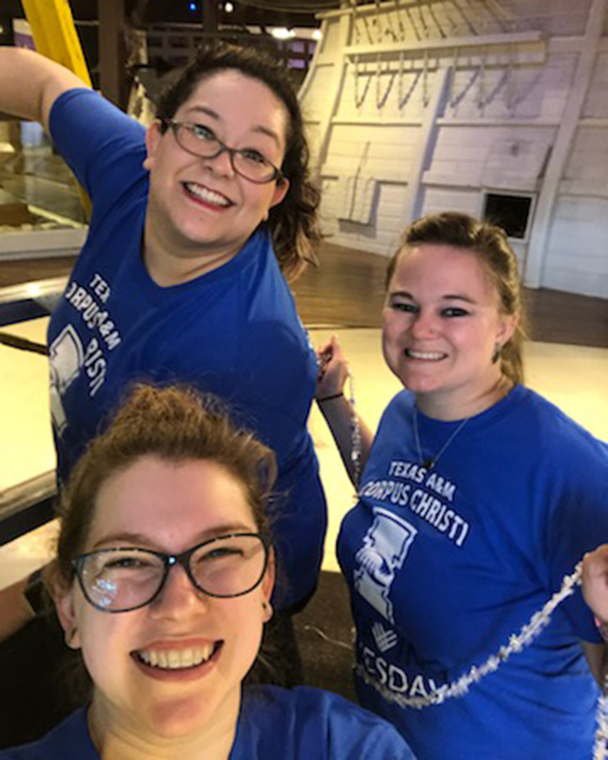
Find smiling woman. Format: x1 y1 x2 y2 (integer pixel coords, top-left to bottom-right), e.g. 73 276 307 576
316 212 608 759
0 41 327 655
142 68 293 285
0 384 414 760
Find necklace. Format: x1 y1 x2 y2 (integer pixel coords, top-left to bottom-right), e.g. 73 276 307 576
349 373 362 488
413 406 471 470
353 561 608 759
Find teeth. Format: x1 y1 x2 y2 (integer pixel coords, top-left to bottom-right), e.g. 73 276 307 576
406 349 445 361
185 182 230 207
137 644 215 670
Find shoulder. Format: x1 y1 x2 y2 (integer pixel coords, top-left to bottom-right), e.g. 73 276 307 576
51 88 143 131
510 386 607 462
233 232 313 353
237 686 413 759
236 230 293 304
49 89 146 162
48 89 147 202
0 709 97 760
377 390 415 429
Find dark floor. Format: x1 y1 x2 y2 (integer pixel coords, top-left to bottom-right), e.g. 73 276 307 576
1 242 606 347
293 570 357 701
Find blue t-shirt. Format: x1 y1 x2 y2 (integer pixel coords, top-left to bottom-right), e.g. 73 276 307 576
0 686 415 759
337 385 608 760
46 89 326 609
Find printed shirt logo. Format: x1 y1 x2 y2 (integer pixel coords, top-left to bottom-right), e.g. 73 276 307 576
49 272 124 438
49 325 84 435
354 507 417 624
372 621 398 653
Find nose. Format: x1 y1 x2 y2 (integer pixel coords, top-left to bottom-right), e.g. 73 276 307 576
149 563 208 619
409 308 438 339
204 145 236 177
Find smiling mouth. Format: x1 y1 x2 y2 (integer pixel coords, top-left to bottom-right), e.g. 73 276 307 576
133 641 223 671
183 182 233 208
405 349 447 361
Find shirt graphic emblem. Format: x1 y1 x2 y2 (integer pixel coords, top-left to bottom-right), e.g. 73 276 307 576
354 507 417 623
372 622 398 653
49 325 84 435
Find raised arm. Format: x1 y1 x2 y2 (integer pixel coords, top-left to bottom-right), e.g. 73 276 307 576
0 47 88 131
316 334 374 486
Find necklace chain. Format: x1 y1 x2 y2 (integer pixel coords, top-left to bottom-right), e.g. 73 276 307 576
354 562 608 758
348 373 362 488
413 406 471 470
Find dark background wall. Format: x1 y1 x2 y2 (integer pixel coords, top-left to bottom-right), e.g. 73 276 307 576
0 0 324 29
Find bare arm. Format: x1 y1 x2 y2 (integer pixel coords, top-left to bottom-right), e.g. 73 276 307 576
316 334 374 486
0 47 88 131
581 545 608 688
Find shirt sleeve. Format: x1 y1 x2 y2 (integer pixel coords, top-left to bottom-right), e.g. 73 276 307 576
49 88 147 211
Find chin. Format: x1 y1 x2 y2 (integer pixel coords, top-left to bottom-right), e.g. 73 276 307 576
146 696 213 738
398 374 438 394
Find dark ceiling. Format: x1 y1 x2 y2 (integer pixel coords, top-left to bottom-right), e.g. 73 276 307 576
0 1 340 29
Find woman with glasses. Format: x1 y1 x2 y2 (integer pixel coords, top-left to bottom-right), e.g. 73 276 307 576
0 43 326 628
0 384 414 760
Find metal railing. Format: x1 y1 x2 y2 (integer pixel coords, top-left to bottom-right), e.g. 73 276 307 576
0 471 57 547
0 278 64 544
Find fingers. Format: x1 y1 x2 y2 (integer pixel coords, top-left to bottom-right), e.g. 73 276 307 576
316 334 351 400
583 546 608 579
582 545 608 623
316 334 341 363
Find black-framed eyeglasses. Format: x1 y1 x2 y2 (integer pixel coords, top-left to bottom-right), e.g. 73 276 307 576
72 532 269 613
161 119 284 184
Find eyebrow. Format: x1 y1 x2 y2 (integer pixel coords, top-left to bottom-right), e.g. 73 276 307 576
91 523 256 551
185 105 282 146
389 289 477 305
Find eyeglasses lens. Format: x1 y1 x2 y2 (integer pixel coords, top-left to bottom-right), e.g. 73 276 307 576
79 535 267 612
81 549 164 611
190 534 267 598
176 125 277 183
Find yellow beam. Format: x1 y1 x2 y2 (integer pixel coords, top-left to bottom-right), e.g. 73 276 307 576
20 0 91 86
20 0 92 217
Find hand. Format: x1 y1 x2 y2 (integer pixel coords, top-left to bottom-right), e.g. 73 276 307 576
316 334 349 400
355 547 392 583
582 545 608 626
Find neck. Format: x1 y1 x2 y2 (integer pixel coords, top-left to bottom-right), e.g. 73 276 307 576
416 374 513 421
143 216 240 287
88 690 239 760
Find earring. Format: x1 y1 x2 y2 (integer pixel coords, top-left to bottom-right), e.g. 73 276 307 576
262 600 273 623
491 343 502 364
